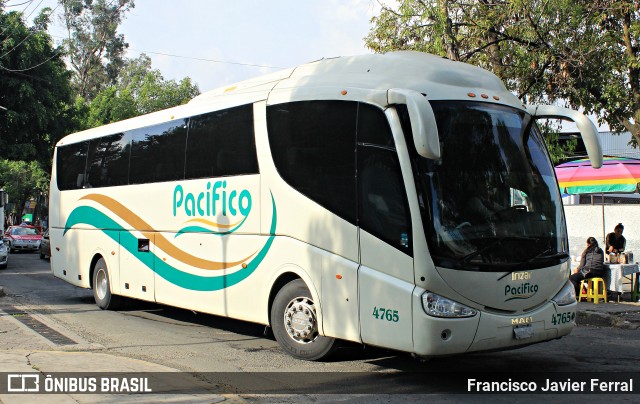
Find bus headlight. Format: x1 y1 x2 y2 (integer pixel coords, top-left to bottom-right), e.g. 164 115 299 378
552 281 576 306
421 292 478 318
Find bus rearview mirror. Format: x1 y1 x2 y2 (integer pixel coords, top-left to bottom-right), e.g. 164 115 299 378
388 89 441 160
526 105 603 169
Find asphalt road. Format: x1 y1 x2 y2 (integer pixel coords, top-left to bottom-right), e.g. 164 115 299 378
1 252 638 401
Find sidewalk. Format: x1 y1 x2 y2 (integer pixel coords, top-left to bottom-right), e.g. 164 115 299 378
0 287 243 404
576 299 640 329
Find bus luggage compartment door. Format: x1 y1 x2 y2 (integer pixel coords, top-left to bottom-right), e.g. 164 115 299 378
119 233 156 301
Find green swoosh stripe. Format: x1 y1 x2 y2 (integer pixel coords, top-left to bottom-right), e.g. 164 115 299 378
64 194 277 291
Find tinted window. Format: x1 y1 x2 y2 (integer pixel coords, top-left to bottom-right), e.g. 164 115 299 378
56 141 89 190
358 103 396 147
357 104 412 254
185 104 258 179
86 133 130 187
402 102 565 271
129 119 188 184
267 101 357 224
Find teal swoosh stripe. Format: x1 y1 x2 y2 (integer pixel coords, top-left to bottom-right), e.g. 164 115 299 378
174 214 248 238
64 194 277 291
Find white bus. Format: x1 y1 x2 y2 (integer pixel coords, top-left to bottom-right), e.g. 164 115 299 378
50 51 602 360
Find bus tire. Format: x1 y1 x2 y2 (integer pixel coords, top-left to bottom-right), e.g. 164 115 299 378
271 279 336 361
92 258 123 310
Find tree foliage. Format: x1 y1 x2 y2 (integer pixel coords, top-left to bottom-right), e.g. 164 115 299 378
61 0 135 101
366 0 640 147
0 159 49 217
83 54 200 128
0 6 74 163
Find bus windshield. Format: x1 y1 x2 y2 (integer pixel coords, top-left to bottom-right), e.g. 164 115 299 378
408 101 568 271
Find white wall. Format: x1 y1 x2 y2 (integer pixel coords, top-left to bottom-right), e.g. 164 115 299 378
564 205 639 263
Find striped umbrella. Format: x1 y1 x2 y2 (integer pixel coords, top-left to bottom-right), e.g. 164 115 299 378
555 156 640 194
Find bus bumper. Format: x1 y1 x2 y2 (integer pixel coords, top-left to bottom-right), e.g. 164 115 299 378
466 300 576 353
412 294 576 357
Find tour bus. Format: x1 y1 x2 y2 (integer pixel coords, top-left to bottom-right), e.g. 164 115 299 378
49 51 603 360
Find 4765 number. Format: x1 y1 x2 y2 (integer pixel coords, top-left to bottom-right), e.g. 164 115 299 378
372 307 399 322
551 312 575 325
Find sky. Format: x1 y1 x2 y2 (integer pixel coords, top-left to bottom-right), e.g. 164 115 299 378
4 0 607 131
13 0 383 93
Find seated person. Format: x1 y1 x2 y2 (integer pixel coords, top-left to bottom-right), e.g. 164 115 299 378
465 183 505 224
569 237 606 297
605 223 626 254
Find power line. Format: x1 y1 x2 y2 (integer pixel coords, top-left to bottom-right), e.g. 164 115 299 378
128 48 284 69
44 31 285 70
4 1 35 7
0 0 58 58
0 48 62 72
0 0 35 37
3 1 283 71
22 0 45 21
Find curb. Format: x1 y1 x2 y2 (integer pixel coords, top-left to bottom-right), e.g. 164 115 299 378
576 310 640 330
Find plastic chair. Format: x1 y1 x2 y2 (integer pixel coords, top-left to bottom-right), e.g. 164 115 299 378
578 278 607 304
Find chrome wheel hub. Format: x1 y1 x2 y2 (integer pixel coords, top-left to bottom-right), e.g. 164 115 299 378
283 296 318 344
96 268 108 300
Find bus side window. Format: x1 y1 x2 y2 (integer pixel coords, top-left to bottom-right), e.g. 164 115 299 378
267 101 357 225
185 104 257 180
57 141 89 191
85 133 129 188
129 120 188 184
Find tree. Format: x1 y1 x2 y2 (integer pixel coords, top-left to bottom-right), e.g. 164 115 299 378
85 54 200 128
61 0 135 101
0 159 49 221
0 6 74 164
366 1 640 147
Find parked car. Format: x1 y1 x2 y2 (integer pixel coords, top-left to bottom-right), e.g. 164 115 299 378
39 229 50 259
0 237 8 269
4 225 42 253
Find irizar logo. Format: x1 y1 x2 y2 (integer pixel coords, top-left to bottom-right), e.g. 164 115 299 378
173 181 252 218
504 282 539 301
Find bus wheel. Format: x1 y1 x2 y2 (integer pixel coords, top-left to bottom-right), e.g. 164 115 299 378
92 258 123 310
271 279 336 361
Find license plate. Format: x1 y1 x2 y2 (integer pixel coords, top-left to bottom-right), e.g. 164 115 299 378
513 324 533 340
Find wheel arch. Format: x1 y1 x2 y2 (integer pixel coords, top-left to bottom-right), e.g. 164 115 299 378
268 272 301 326
267 265 322 329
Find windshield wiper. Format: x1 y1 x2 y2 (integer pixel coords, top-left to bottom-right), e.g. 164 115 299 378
497 249 569 280
458 236 540 265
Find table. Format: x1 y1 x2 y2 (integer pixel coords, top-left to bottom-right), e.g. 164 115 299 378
606 264 640 301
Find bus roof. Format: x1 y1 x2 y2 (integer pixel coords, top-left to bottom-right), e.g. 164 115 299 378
57 51 522 146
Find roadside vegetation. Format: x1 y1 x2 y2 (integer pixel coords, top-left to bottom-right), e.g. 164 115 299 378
0 0 199 220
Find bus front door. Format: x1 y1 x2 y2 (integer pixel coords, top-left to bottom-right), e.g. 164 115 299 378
357 143 414 352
